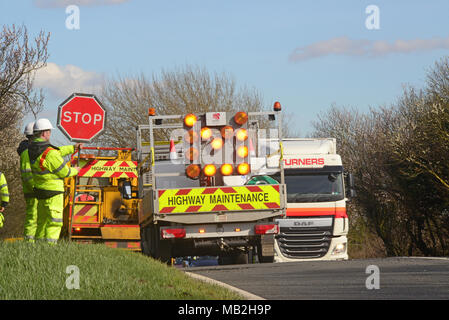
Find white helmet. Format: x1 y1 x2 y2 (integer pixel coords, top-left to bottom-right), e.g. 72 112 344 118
33 118 54 132
24 121 35 136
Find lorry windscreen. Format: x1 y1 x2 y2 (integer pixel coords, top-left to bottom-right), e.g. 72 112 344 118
272 171 344 203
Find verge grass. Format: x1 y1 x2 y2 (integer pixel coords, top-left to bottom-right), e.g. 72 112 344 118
0 240 242 300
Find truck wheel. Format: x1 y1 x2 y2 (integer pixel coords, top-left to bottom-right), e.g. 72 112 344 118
218 255 233 265
143 224 172 264
218 251 248 265
140 226 151 256
233 251 249 265
257 235 275 263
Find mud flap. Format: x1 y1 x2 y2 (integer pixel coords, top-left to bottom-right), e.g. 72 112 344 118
257 234 275 263
260 234 275 256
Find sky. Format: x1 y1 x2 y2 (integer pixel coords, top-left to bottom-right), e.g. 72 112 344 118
1 0 449 144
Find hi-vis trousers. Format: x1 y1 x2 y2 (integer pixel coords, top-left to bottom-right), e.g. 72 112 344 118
36 193 64 244
23 196 38 242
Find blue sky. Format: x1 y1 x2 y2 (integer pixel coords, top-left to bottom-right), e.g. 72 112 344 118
1 0 449 144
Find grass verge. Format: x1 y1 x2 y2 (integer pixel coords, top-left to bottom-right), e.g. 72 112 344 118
0 240 242 300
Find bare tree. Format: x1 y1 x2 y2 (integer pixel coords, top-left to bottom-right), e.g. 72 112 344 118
0 24 49 239
312 56 449 257
97 65 293 148
0 24 50 128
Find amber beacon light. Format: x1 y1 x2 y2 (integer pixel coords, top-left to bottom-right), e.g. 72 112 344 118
237 163 250 175
220 163 234 176
186 164 201 179
273 101 281 111
184 113 197 127
234 111 248 125
203 164 217 177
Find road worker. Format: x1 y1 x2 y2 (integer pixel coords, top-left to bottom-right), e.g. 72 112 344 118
17 122 38 241
0 171 9 228
28 118 82 244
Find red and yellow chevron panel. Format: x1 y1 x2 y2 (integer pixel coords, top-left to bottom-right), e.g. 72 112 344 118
158 185 281 214
73 203 99 223
105 241 141 250
78 160 138 178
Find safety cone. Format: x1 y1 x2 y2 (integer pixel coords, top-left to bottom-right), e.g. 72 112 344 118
249 138 256 157
169 139 178 162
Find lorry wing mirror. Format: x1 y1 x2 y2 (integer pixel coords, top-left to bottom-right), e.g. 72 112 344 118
345 173 356 198
349 188 357 198
120 181 133 200
346 173 355 189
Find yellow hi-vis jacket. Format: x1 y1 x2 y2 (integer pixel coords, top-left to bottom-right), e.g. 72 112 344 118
0 172 9 207
29 138 78 199
17 140 34 197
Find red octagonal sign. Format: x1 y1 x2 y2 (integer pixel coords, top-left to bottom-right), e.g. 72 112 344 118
57 93 106 142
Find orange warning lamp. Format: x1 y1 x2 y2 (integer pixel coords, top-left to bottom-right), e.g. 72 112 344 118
235 128 248 141
237 146 248 158
148 107 156 116
184 130 198 144
184 114 197 127
186 164 201 179
185 147 199 161
237 163 250 175
203 164 217 177
201 127 212 140
273 101 281 112
211 137 223 150
220 163 234 176
234 111 248 125
220 126 234 139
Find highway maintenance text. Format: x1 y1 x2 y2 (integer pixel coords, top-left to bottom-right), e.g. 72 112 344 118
166 192 270 206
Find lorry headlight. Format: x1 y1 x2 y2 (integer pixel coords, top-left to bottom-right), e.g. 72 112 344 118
331 243 346 255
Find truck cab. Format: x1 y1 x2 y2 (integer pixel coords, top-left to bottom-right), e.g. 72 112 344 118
258 138 353 261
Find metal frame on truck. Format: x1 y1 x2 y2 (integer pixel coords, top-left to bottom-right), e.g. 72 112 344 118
136 107 287 264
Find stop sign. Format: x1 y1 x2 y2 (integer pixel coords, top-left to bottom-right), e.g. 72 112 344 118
57 93 106 142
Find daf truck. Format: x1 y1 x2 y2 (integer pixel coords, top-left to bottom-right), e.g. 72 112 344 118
255 138 354 261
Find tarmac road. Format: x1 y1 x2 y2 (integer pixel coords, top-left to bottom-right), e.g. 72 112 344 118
186 257 449 300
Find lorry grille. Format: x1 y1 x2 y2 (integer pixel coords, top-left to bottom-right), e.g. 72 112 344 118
276 226 333 259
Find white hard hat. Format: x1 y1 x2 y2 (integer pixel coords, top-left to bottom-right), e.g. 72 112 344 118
24 121 35 136
33 118 54 132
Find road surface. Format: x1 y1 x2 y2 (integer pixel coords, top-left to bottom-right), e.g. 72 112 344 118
186 257 449 299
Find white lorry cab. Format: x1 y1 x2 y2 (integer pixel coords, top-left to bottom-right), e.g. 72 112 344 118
256 138 355 262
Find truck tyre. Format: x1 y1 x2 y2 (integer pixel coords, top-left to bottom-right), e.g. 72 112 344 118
217 255 233 266
140 226 151 256
233 251 249 265
143 224 172 264
218 251 248 265
257 235 275 263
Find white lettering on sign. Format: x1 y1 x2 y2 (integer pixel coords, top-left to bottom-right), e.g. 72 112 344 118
63 111 103 125
284 158 325 166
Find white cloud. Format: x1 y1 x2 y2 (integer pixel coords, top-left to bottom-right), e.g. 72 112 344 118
289 36 449 62
34 62 104 99
34 0 130 8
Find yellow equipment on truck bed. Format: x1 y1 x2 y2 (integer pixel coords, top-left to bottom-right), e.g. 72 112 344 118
62 147 141 250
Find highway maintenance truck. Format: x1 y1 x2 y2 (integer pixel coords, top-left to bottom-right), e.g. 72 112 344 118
136 106 287 263
254 138 355 261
